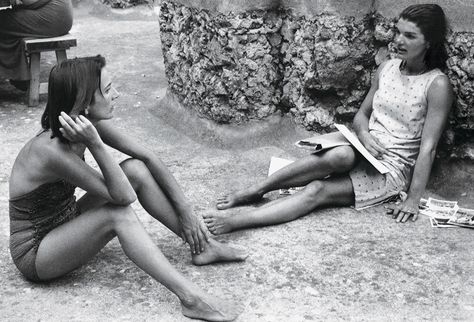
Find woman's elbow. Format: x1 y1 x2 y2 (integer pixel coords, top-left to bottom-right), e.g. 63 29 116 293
419 145 437 160
140 150 156 164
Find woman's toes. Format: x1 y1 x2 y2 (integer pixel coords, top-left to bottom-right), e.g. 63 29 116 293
216 202 231 210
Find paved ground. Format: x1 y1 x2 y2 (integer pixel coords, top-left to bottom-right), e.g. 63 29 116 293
0 3 473 322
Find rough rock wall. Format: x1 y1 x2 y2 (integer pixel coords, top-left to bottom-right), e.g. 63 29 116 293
280 12 374 132
159 0 473 148
160 2 282 123
447 32 474 139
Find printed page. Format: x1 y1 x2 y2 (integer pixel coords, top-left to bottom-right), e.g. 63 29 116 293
334 124 390 174
268 157 295 176
268 157 303 195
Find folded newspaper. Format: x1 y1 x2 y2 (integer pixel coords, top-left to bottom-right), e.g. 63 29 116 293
419 197 474 229
295 124 390 174
295 131 350 152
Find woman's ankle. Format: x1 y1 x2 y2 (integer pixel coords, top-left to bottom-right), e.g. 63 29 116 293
178 289 205 307
250 186 266 199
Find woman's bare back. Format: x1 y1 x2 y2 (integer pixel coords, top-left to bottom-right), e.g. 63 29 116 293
9 130 83 199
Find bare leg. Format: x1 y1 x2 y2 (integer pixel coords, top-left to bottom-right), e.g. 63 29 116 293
205 176 354 235
216 146 356 210
78 158 247 265
36 205 241 321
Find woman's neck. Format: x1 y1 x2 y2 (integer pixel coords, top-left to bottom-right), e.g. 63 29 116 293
401 58 428 75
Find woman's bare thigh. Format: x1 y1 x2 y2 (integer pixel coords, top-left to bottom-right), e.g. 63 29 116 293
35 204 126 281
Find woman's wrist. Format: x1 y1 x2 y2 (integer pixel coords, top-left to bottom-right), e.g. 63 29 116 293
406 191 422 203
86 138 105 150
177 204 193 218
356 130 370 143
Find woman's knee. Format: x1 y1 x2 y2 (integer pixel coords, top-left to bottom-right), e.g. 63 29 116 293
327 146 356 172
102 204 139 232
302 180 325 201
120 158 149 189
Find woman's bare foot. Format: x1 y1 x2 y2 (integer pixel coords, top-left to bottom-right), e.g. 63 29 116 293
181 293 242 322
202 213 236 235
192 238 248 266
216 188 262 210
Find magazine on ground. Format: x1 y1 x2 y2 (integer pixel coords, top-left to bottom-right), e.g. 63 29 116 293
295 124 390 174
419 197 473 229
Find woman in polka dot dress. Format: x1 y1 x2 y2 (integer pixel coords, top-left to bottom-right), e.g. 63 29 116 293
204 4 454 234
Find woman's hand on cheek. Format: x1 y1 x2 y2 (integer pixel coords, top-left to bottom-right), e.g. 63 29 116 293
58 112 102 147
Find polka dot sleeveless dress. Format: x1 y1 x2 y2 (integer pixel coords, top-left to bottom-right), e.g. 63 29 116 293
349 58 445 209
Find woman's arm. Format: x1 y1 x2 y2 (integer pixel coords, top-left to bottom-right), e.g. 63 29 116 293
95 120 192 214
353 62 388 159
48 113 137 205
390 75 454 223
95 120 209 252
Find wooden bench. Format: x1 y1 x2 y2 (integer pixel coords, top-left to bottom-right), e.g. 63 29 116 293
23 34 77 107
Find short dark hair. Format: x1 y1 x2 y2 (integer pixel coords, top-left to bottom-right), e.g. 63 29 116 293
41 55 106 142
399 4 449 70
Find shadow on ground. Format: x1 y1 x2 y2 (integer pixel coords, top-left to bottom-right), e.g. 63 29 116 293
0 3 473 321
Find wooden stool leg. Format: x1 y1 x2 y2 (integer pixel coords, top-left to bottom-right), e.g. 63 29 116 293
28 52 41 107
55 50 67 63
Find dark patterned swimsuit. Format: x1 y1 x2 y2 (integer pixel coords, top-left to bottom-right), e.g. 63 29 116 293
9 180 80 282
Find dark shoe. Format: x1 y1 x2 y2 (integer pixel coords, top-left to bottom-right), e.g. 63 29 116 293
9 79 29 92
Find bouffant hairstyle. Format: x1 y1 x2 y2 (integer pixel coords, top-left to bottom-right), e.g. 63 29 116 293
399 4 449 70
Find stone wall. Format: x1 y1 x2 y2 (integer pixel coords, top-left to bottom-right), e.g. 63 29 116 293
159 0 474 152
280 11 374 132
159 4 282 123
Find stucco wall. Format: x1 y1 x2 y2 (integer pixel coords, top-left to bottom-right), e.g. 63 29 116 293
159 0 474 154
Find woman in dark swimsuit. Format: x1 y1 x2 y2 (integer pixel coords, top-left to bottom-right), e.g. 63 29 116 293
9 55 246 322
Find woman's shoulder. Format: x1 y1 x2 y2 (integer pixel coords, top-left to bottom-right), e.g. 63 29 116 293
375 58 401 78
386 58 402 66
29 130 71 159
379 58 401 72
427 72 453 97
422 68 450 93
10 131 70 190
428 67 448 79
